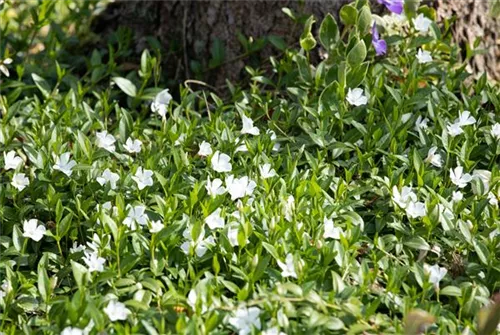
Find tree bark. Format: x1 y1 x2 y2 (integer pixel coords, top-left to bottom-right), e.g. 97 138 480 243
92 0 351 87
434 0 499 81
92 0 499 87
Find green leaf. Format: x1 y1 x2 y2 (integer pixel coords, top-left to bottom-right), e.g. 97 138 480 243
340 4 357 25
404 309 436 335
32 73 51 97
119 108 133 140
347 40 367 67
439 286 462 297
209 38 225 68
319 14 339 50
404 236 430 250
56 212 73 240
319 81 339 114
478 300 500 335
112 77 137 97
101 213 118 242
413 149 423 177
262 242 280 261
473 240 490 265
76 131 92 161
71 260 88 290
357 6 372 35
38 254 50 302
458 219 472 244
268 35 287 51
300 15 317 51
491 0 500 17
347 62 369 88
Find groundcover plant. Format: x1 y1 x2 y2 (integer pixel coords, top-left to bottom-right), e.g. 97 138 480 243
1 0 500 334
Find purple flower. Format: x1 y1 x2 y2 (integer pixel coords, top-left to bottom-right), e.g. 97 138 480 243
371 24 387 56
377 0 404 14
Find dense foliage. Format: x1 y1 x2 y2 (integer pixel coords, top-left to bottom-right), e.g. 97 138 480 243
1 0 500 334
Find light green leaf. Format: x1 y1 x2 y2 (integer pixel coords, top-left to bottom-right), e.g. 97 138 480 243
319 14 339 50
112 77 137 97
347 40 367 67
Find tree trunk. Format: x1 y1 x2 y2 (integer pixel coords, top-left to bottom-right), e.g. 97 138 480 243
92 0 499 87
434 0 499 81
92 0 351 87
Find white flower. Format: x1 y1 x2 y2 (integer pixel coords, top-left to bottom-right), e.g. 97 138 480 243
438 204 454 228
0 280 11 300
226 175 257 200
205 208 225 229
446 122 463 137
123 205 148 230
452 191 463 202
149 220 163 233
488 192 498 207
228 226 240 247
87 233 104 252
96 169 119 190
262 327 287 335
3 151 23 170
406 201 426 218
450 166 472 188
415 116 429 130
151 89 172 118
60 327 84 335
491 123 500 140
53 153 77 177
346 88 368 106
392 186 417 209
424 264 447 289
187 289 208 314
241 114 260 135
95 131 116 153
473 169 491 192
103 300 131 321
228 306 262 335
174 133 186 146
278 254 297 278
22 219 46 242
70 241 85 253
83 250 106 272
132 167 153 190
198 141 213 156
181 227 215 257
416 49 432 64
205 177 226 197
455 111 476 127
323 218 342 239
11 173 29 191
235 145 248 153
211 151 232 173
489 228 500 240
267 129 280 151
259 163 277 179
425 147 443 168
187 289 197 310
412 14 432 33
123 137 142 153
401 113 412 123
0 58 12 77
283 195 295 222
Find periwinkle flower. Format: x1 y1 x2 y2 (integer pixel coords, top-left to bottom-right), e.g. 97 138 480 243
377 0 404 15
371 23 387 56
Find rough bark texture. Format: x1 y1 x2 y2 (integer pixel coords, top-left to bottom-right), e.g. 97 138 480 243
93 0 500 86
92 0 351 87
434 0 500 81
